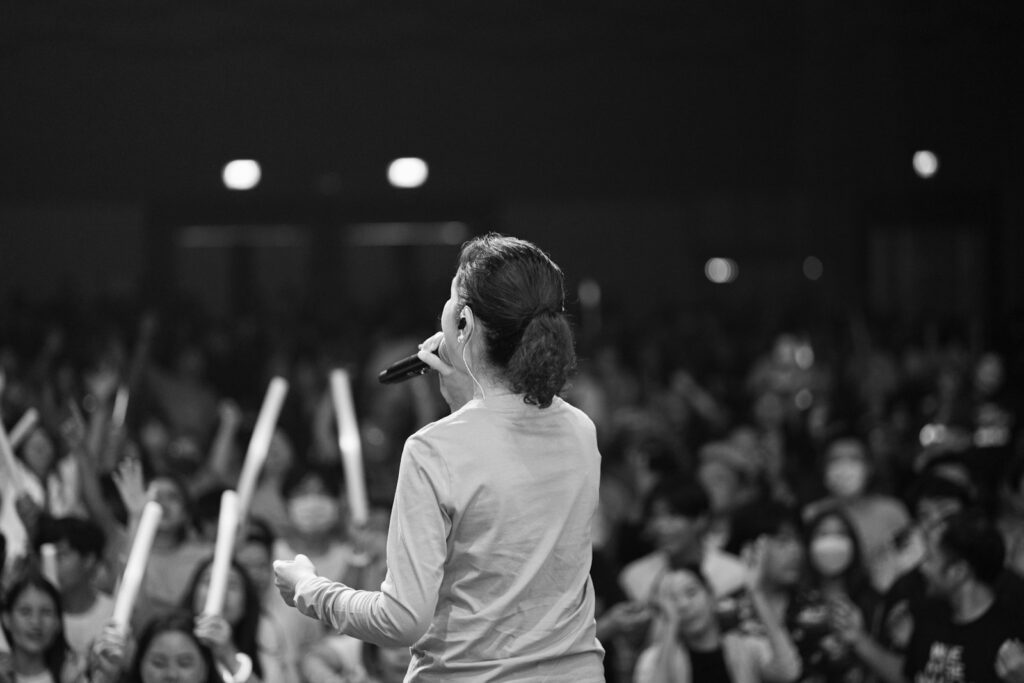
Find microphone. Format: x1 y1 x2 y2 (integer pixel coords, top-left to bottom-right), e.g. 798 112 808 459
378 349 438 384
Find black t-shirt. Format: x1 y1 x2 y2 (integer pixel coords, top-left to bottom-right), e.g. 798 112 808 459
690 646 732 683
903 599 1024 683
883 568 1024 652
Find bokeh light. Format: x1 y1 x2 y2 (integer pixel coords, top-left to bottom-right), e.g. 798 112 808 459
705 258 738 283
388 157 429 188
912 150 939 179
222 160 261 190
803 256 823 281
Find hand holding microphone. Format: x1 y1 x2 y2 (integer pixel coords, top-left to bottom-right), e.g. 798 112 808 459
379 332 455 384
379 330 475 411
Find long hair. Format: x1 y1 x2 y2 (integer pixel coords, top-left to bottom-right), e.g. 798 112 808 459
1 572 70 682
456 233 576 408
126 611 218 683
804 506 878 613
181 556 263 678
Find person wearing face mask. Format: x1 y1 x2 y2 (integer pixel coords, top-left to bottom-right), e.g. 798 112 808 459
267 465 359 678
793 508 882 683
803 436 910 594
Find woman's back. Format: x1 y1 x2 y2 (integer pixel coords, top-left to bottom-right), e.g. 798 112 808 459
402 393 604 680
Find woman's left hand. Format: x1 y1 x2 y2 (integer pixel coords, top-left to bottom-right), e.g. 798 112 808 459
742 535 769 594
274 554 318 609
827 594 865 644
194 613 236 659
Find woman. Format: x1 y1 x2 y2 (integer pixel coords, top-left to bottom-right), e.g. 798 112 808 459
181 558 263 682
0 572 83 683
793 508 882 683
634 547 801 683
274 234 604 680
802 436 909 592
1 424 83 576
87 611 220 683
135 476 211 627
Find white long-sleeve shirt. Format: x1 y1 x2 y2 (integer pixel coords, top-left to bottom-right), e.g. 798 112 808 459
294 393 606 682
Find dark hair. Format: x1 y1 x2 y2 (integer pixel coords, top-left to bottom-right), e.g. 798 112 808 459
281 462 344 499
1 572 70 681
664 561 712 592
196 486 230 526
35 515 107 559
241 517 275 553
456 233 575 408
127 611 218 683
181 557 263 678
938 509 1005 587
908 472 975 512
804 506 876 607
726 498 801 555
150 474 200 540
643 480 711 522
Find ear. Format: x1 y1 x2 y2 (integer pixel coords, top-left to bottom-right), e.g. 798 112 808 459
459 306 476 343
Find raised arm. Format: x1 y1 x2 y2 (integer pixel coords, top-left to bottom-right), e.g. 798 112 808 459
745 537 802 682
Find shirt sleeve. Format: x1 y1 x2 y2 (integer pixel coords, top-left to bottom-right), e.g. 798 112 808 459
293 434 451 647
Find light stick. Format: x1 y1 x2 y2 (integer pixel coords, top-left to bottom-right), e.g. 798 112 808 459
203 490 239 617
330 369 369 526
111 501 163 633
236 377 288 523
8 408 39 450
111 385 130 430
41 543 60 588
0 418 25 493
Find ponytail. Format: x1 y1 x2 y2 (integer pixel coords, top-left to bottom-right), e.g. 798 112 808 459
507 311 576 408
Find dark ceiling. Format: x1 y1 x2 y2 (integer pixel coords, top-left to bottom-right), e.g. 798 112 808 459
1 0 1020 203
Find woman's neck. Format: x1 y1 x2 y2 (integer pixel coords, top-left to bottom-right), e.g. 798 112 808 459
13 648 48 675
470 372 514 400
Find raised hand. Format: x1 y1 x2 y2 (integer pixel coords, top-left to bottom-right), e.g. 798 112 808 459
89 622 129 683
112 456 148 522
194 613 236 660
742 535 769 594
996 639 1024 683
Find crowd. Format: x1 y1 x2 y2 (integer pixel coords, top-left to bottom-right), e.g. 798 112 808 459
0 291 1021 683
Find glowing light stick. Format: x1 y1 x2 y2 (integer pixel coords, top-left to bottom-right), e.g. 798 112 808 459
330 369 369 526
236 377 288 523
111 501 163 633
111 385 130 430
203 490 239 616
41 543 60 588
0 418 25 493
8 408 39 450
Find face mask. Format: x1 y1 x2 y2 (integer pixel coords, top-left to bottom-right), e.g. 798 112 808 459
810 534 855 576
288 494 339 535
825 460 868 498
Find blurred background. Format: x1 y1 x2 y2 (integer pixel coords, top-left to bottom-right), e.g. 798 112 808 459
1 3 1022 467
1 3 1023 682
3 0 1021 334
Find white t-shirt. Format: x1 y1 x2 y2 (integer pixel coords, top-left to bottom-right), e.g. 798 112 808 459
64 592 115 660
293 394 606 682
